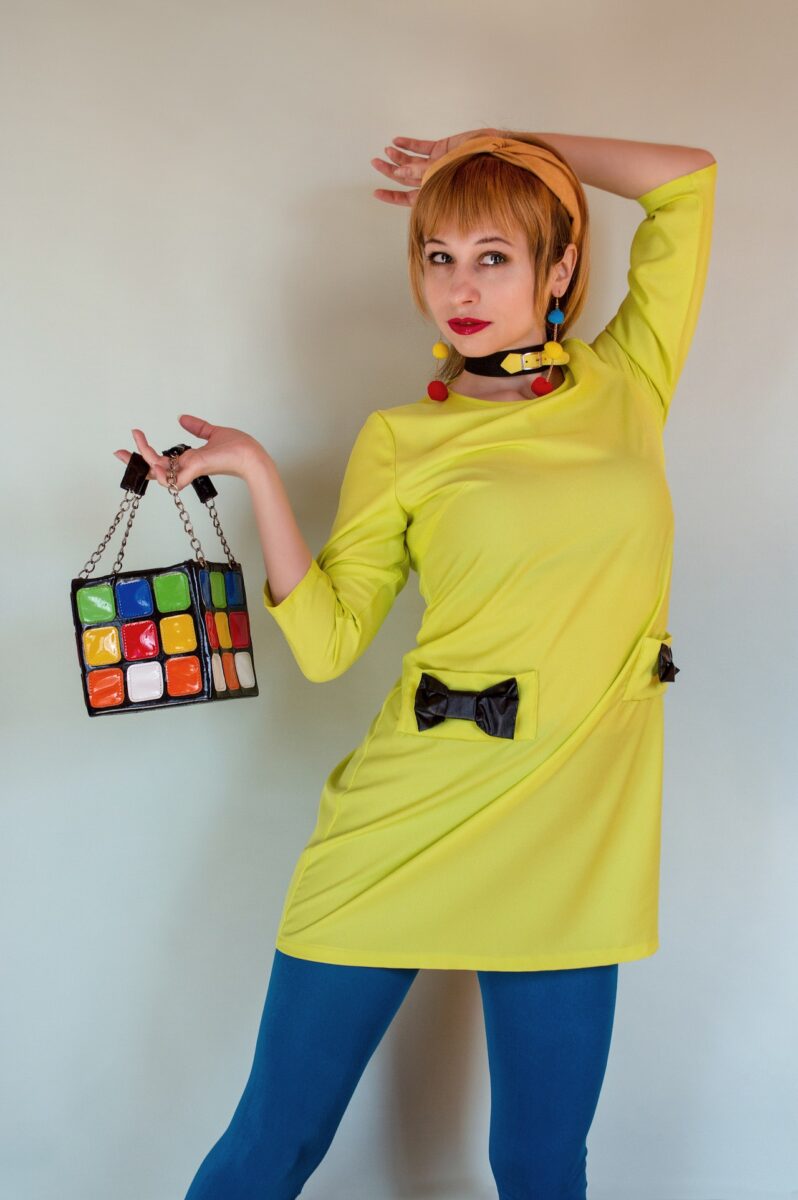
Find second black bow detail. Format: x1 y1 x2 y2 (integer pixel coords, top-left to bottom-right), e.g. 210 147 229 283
414 672 519 739
657 643 680 682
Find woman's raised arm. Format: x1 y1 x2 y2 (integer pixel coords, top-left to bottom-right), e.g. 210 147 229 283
371 129 715 204
500 131 715 198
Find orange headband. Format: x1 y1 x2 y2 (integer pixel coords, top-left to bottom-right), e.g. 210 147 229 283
420 134 582 244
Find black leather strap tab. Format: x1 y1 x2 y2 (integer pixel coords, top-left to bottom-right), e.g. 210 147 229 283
120 451 150 496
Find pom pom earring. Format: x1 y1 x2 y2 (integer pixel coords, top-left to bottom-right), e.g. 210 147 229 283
531 296 567 396
427 340 449 402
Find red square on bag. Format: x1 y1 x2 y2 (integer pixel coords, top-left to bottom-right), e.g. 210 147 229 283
228 611 250 648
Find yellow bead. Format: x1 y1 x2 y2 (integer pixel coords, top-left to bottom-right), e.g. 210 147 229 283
432 340 449 360
544 340 564 361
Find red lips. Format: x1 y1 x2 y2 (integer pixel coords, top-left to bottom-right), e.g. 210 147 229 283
448 319 492 335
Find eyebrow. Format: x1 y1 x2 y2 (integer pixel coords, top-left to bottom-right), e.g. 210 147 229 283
423 234 513 247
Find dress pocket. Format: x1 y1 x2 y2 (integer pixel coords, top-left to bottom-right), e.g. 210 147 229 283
622 632 677 701
396 662 539 743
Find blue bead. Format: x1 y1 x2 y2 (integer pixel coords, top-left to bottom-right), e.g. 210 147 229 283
547 308 564 324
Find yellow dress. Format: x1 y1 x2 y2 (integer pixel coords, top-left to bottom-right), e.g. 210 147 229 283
262 161 717 971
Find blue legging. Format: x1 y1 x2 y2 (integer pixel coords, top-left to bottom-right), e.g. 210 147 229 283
184 947 618 1200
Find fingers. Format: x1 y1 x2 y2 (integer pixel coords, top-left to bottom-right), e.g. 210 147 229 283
372 187 416 208
127 428 169 485
370 157 415 186
112 419 213 489
131 427 162 463
178 413 216 440
371 138 431 189
111 444 163 484
372 155 425 185
383 144 423 169
392 136 436 154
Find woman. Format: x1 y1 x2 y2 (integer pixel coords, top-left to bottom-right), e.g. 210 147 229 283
117 128 717 1199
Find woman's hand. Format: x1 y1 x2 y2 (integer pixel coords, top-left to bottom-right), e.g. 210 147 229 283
113 414 269 491
370 128 499 207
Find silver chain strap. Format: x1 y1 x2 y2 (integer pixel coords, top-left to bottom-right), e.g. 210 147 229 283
166 454 207 568
205 497 238 568
78 453 239 579
78 491 142 579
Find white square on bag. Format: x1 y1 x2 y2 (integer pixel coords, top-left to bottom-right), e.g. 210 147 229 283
126 661 164 703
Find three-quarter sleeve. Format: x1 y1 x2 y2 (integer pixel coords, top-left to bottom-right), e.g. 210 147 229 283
589 160 717 422
262 409 410 683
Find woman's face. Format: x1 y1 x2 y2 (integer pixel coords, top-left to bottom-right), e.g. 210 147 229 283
422 224 546 355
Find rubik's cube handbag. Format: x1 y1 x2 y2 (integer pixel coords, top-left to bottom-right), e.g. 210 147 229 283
71 445 258 716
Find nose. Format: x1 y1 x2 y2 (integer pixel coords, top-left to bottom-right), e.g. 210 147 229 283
449 268 481 305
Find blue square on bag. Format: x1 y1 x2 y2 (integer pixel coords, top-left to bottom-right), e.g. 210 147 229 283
115 577 153 619
225 571 244 606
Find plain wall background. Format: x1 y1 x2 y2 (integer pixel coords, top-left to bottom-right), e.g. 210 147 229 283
2 2 796 1198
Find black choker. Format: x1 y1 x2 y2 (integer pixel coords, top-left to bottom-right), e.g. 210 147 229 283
426 297 569 402
463 343 551 378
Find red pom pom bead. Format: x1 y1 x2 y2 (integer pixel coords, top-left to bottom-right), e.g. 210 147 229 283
427 380 449 402
531 376 554 396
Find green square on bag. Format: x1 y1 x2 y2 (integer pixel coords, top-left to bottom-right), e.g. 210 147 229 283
154 571 190 612
210 570 227 608
76 583 116 624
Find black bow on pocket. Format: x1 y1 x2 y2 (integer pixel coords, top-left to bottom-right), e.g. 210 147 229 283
657 643 680 682
413 672 519 739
